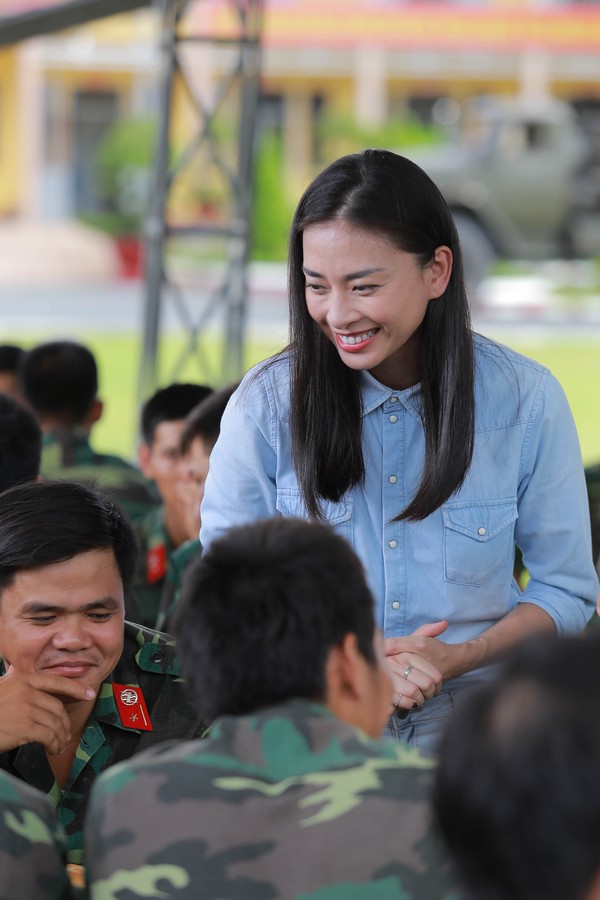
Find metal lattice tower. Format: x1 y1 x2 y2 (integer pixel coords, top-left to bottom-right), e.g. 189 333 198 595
140 0 264 399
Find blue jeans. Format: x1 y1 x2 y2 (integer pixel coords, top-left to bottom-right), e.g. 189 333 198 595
385 681 483 758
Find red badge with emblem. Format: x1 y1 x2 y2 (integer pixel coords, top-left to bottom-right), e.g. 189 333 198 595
112 683 153 731
147 545 167 583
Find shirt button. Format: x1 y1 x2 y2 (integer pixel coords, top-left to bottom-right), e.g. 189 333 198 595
151 651 165 664
478 527 487 536
391 600 400 610
388 539 397 549
389 415 398 423
388 475 397 484
390 396 398 404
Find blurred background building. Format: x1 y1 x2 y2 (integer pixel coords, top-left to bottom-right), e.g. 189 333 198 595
2 0 600 231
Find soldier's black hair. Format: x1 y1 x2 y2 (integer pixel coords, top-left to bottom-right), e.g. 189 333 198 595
433 633 600 900
180 382 239 456
0 344 24 374
0 480 138 597
140 383 214 447
20 340 98 425
0 393 42 494
173 517 377 721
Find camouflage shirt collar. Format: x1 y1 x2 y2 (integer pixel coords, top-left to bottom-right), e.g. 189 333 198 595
199 699 432 784
42 426 90 448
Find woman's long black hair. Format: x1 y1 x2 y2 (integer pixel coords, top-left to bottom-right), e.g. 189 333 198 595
288 148 474 522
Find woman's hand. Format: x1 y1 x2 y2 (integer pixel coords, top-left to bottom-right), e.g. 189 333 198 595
384 604 558 712
384 621 448 712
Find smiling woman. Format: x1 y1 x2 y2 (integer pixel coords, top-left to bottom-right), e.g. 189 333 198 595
200 148 599 756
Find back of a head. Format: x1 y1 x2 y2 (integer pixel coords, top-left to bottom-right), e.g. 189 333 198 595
20 340 98 425
0 394 42 494
0 344 25 376
433 634 600 900
180 381 239 455
0 345 25 400
0 480 138 597
141 383 213 446
172 517 376 722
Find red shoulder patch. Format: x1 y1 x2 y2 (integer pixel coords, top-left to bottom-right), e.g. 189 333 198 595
112 683 153 731
147 544 167 583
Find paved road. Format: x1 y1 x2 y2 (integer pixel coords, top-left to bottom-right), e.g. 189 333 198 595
0 271 288 345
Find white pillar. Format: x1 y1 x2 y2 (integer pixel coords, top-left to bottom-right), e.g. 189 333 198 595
518 49 551 101
284 92 313 177
354 46 388 128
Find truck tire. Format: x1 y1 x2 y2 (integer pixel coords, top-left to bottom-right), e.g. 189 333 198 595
452 212 496 301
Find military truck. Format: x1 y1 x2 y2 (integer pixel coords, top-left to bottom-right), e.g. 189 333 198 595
411 97 600 294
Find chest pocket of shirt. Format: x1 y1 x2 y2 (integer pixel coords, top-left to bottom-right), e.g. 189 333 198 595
443 499 518 586
276 490 353 546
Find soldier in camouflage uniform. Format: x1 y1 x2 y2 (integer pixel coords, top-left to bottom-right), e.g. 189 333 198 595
582 463 600 629
0 391 42 494
0 343 25 400
0 769 73 900
20 340 158 528
86 518 462 899
135 382 213 627
133 505 178 628
155 538 201 633
585 463 600 574
0 481 205 866
41 431 158 528
156 383 238 632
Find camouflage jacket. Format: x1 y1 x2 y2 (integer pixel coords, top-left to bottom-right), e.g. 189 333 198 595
41 429 159 527
0 769 73 900
155 539 202 633
85 700 463 899
0 622 205 866
133 508 201 630
133 506 172 628
585 463 600 568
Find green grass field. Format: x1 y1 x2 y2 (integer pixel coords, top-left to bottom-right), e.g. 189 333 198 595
505 338 600 466
7 330 600 467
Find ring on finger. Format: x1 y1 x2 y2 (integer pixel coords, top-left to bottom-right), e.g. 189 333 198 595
403 664 413 680
394 694 403 707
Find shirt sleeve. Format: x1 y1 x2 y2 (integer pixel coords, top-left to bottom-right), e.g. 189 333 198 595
516 370 599 633
200 370 279 551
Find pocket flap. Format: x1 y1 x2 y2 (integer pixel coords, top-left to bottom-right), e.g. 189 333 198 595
443 499 517 542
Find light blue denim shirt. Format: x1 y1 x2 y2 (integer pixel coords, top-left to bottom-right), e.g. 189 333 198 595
201 334 598 670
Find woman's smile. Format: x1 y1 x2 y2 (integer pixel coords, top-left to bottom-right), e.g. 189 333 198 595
334 328 379 349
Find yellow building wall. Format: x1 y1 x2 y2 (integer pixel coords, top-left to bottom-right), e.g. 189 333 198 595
0 48 20 216
6 4 600 219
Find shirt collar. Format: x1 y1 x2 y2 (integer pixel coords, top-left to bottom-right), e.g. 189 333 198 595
359 369 422 418
42 426 90 447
